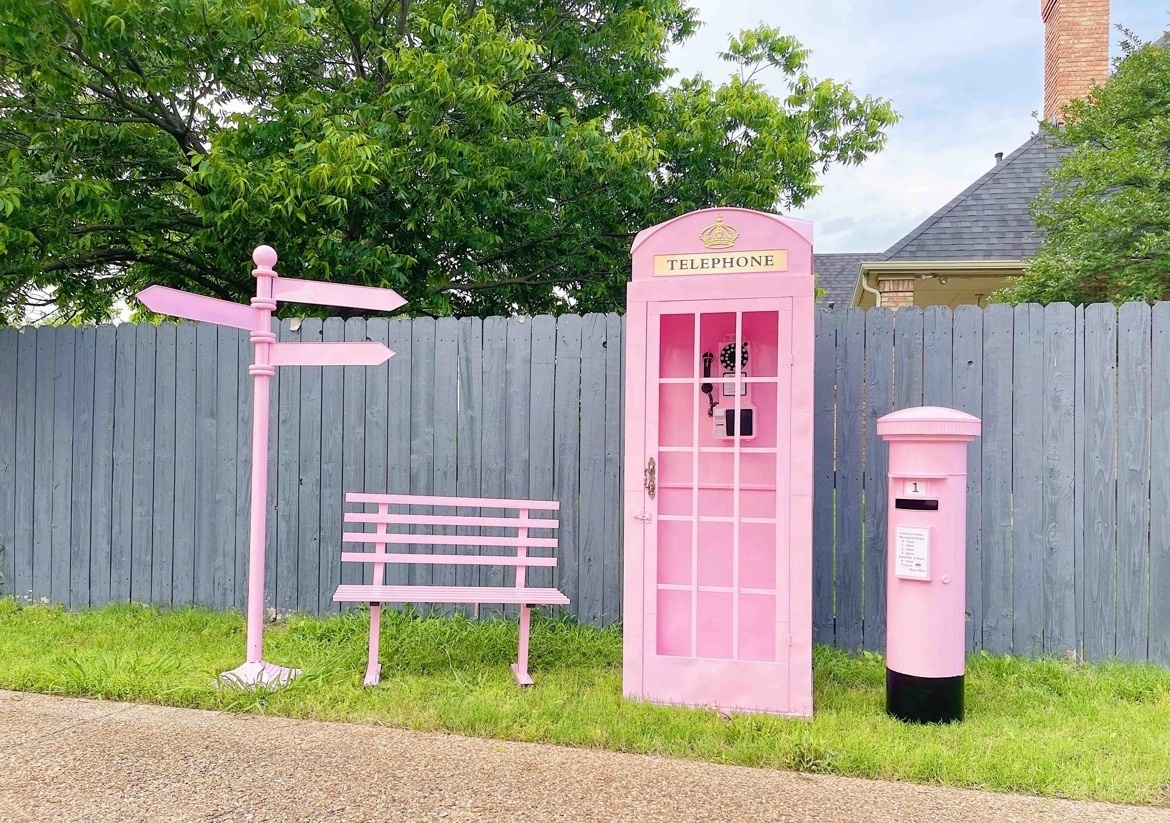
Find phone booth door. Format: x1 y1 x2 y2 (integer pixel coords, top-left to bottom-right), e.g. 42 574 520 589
638 301 799 712
623 208 814 718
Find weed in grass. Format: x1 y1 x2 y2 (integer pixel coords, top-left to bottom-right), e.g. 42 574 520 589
1 598 1168 806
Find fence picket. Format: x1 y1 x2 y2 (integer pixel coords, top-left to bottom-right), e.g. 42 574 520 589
150 325 176 608
297 318 324 614
603 313 624 626
172 324 197 606
923 306 953 407
834 308 866 651
319 318 346 608
480 317 508 611
578 314 608 626
214 327 239 610
1116 302 1151 662
863 308 894 653
505 318 534 618
1150 303 1170 666
528 316 557 595
433 318 460 615
981 304 1014 654
1082 303 1117 661
70 329 97 609
130 325 155 605
1012 305 1044 657
554 315 583 616
455 318 482 596
1043 304 1077 656
812 311 837 647
274 320 300 613
0 329 17 596
951 306 983 652
109 325 136 604
50 329 77 606
407 318 435 598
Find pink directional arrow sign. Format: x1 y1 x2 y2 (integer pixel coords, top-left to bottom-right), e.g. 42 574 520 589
269 341 394 367
272 278 408 313
138 285 257 331
135 245 409 691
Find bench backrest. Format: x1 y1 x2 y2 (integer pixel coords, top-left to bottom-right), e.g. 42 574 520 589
341 493 560 590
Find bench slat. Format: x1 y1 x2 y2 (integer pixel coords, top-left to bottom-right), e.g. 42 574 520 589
344 512 559 530
333 584 570 606
346 492 559 511
341 552 557 567
342 533 557 549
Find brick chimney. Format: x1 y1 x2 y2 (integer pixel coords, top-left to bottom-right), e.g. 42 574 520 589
1041 0 1111 122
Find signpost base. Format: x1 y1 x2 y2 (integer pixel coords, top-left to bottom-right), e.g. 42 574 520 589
218 661 301 689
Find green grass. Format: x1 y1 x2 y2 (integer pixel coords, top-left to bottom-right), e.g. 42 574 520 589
1 598 1168 806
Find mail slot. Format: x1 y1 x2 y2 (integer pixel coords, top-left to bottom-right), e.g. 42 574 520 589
877 407 981 723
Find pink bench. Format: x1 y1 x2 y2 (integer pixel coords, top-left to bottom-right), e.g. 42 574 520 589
333 492 569 687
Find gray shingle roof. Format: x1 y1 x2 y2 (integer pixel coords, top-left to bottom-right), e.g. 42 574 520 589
814 252 880 307
880 134 1070 262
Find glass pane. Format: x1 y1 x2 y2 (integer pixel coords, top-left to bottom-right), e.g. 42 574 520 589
742 311 780 379
696 520 733 587
658 384 693 447
657 589 692 657
738 595 776 662
657 451 692 487
739 522 777 591
696 591 734 659
657 520 692 585
659 313 695 379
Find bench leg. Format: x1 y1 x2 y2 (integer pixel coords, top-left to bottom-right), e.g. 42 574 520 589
364 603 382 687
511 605 534 687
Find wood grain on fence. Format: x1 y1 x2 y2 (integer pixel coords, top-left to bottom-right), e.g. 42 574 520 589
2 304 1168 665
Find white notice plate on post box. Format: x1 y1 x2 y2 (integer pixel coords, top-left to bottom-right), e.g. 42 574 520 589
894 526 931 581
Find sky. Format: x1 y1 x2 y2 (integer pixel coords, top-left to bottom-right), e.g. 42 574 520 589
667 1 1170 254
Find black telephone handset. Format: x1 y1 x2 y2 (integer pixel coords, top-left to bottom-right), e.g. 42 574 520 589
700 352 718 417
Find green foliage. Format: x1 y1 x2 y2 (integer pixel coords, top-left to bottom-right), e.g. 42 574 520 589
0 1 897 322
999 31 1170 305
3 599 1170 804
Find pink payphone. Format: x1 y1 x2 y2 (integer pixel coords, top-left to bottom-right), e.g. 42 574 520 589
623 208 815 717
877 407 981 723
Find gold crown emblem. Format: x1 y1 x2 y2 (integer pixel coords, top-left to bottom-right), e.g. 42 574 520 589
699 216 739 249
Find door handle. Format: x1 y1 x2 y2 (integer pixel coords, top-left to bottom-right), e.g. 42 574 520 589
644 456 657 501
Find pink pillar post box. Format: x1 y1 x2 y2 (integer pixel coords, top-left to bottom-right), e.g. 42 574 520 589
623 208 815 717
876 407 981 723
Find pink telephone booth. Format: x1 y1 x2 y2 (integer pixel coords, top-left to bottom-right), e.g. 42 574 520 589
623 208 815 717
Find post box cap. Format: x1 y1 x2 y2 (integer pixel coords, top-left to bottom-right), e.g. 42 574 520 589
876 406 981 440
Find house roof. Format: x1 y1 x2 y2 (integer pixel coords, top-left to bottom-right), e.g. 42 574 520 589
814 252 880 307
879 133 1070 262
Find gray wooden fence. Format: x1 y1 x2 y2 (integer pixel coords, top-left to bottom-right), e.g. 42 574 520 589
1 303 1168 663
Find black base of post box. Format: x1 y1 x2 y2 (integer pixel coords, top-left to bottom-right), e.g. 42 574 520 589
886 668 964 724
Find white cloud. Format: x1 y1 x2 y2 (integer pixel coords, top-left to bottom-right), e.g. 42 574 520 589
666 0 1165 253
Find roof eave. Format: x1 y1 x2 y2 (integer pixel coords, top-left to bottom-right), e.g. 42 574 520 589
850 260 1028 307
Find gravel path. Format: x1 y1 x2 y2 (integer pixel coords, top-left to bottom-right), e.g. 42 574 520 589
0 690 1165 823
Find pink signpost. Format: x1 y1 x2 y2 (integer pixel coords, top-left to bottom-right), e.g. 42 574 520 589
138 246 407 688
623 208 815 717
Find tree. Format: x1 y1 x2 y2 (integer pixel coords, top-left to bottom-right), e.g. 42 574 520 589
0 1 898 323
999 31 1170 305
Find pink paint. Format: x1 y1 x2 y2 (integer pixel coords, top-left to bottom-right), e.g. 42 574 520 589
272 277 408 312
268 341 394 367
624 208 815 717
136 244 407 689
334 496 569 687
137 286 257 331
877 407 981 680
